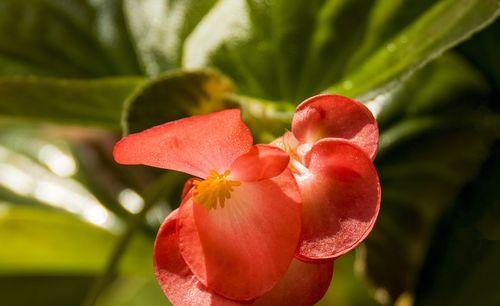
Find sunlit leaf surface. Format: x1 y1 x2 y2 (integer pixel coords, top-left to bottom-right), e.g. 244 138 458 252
0 77 144 127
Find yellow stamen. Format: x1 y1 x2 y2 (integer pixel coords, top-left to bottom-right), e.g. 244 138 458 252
193 170 241 210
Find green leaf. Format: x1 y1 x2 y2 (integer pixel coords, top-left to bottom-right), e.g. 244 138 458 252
176 0 498 103
0 132 179 306
2 0 497 130
0 125 137 224
0 205 152 275
371 53 490 128
359 54 499 303
124 0 218 75
0 76 145 128
0 0 141 77
0 204 156 305
183 0 376 101
328 0 499 100
365 116 497 302
123 69 236 134
459 20 500 92
97 277 169 306
317 252 380 306
414 144 500 306
0 274 95 306
123 68 296 141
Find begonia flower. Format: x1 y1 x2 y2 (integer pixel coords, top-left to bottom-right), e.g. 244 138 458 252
273 94 381 261
113 110 305 301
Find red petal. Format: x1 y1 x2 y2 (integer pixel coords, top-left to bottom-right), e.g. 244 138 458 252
230 145 290 181
295 139 380 261
181 178 197 200
292 94 379 159
253 259 333 306
178 170 302 301
113 109 253 178
154 209 245 306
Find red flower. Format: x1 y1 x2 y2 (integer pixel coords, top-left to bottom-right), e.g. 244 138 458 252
273 94 381 261
113 110 319 302
114 95 379 304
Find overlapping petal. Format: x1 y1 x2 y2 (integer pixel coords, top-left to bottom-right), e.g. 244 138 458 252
155 209 333 306
114 109 253 178
292 94 379 159
154 209 244 306
295 139 380 261
253 259 333 306
178 170 302 301
181 177 197 199
230 145 290 181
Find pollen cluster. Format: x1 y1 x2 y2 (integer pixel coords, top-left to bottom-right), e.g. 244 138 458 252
193 170 241 210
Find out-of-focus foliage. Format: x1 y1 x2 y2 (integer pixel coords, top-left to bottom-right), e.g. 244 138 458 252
0 0 140 76
124 69 235 134
414 144 500 306
363 53 498 303
0 77 143 127
0 205 155 306
0 0 498 305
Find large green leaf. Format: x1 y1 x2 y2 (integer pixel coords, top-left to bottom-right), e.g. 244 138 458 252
123 69 295 141
414 143 500 306
124 0 218 75
0 126 130 221
0 76 144 128
359 54 499 303
328 0 499 100
182 0 377 101
0 275 95 306
0 205 152 275
0 0 497 130
371 53 490 128
123 69 235 134
177 0 498 102
0 204 154 305
0 0 141 77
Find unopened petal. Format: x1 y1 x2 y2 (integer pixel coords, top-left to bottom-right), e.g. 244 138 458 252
292 94 379 160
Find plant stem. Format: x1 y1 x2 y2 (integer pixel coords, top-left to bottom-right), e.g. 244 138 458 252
81 172 185 306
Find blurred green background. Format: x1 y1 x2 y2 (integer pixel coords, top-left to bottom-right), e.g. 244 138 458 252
0 0 498 305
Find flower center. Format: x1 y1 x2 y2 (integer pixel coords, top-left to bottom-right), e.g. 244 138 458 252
193 170 241 210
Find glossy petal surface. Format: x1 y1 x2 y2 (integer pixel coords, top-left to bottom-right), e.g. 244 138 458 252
296 139 380 261
253 259 333 306
114 109 253 178
292 94 379 159
178 170 301 301
154 209 244 306
230 145 290 181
